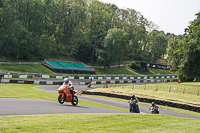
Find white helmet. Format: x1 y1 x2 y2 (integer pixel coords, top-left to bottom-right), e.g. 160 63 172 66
64 78 69 83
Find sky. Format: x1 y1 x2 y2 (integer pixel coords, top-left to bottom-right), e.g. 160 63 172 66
99 0 200 35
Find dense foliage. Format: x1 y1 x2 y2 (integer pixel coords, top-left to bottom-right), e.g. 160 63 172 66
167 12 200 81
0 0 169 67
129 62 141 70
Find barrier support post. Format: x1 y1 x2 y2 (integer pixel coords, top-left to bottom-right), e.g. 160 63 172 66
156 85 158 91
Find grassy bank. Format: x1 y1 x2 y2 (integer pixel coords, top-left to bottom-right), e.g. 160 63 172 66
87 82 200 107
0 113 199 133
0 64 54 74
0 63 176 75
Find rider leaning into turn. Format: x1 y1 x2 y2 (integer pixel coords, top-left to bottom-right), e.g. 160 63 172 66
63 78 74 97
151 102 158 108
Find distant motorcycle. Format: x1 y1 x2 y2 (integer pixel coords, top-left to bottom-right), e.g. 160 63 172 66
129 101 140 113
58 85 78 106
150 106 159 114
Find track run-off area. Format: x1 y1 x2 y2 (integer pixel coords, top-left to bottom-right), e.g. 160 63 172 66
0 82 199 119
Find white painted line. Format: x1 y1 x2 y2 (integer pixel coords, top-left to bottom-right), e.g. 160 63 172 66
120 81 124 83
19 75 28 78
4 75 12 78
111 81 115 84
47 81 53 85
56 76 63 79
34 81 40 84
69 76 74 79
128 80 132 83
42 75 49 78
101 81 106 84
1 79 10 83
79 82 85 85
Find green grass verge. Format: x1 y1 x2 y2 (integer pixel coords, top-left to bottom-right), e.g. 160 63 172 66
95 66 176 75
0 63 176 75
0 113 199 133
0 64 54 74
0 84 127 112
95 66 136 75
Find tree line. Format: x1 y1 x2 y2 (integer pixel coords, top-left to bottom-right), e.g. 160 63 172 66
0 0 168 65
167 12 200 81
1 0 199 81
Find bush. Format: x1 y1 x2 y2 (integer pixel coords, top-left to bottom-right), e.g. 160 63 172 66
130 62 141 69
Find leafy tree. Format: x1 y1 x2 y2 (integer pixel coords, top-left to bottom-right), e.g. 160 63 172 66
176 12 200 81
0 0 171 65
166 35 180 70
148 30 168 62
34 34 56 59
97 27 128 68
89 0 113 66
9 21 34 59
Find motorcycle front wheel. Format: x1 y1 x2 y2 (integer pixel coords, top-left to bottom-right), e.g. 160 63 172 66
129 106 133 113
58 94 66 104
71 95 78 106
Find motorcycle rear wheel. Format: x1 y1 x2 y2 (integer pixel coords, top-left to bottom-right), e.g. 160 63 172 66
58 94 66 104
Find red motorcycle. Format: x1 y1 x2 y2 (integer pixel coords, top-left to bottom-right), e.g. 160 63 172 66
58 85 78 106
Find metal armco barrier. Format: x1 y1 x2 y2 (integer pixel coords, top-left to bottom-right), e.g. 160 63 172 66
80 79 178 85
10 80 34 84
82 91 200 113
2 74 177 80
1 79 178 85
0 79 63 85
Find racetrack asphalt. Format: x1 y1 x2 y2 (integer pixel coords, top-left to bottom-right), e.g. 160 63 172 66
0 98 126 116
34 85 200 119
0 84 199 119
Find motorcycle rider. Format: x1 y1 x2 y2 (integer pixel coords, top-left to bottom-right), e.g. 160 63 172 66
150 102 159 113
63 78 74 97
129 94 140 113
130 94 139 104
